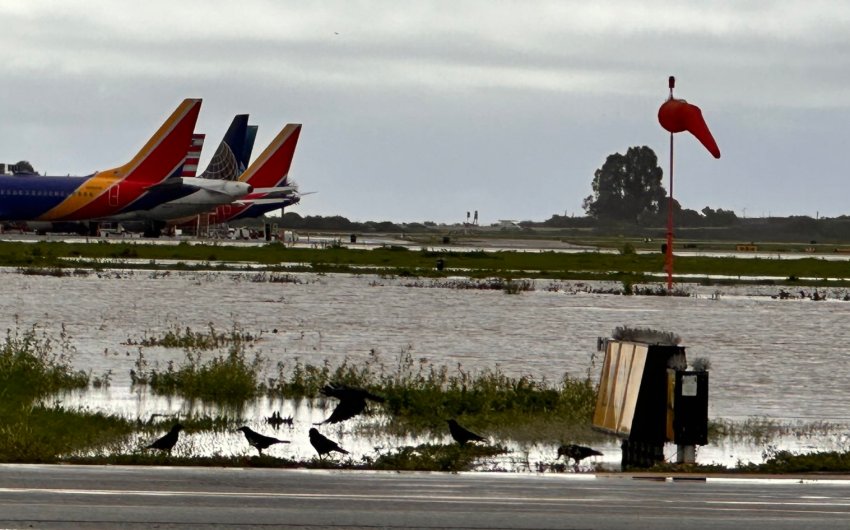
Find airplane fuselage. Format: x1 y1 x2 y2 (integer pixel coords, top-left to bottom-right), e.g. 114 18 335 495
0 173 194 222
0 98 203 224
111 179 252 222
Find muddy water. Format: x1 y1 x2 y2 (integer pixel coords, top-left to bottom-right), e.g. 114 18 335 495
5 269 850 468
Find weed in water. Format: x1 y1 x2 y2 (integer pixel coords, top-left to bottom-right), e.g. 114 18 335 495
143 342 265 403
367 443 508 472
124 322 260 350
0 326 131 462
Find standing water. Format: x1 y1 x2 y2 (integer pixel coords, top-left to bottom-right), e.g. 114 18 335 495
4 268 849 468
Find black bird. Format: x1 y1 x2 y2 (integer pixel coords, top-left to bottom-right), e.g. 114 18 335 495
316 383 385 425
237 426 290 456
447 419 486 445
557 444 603 466
145 423 184 453
309 428 349 457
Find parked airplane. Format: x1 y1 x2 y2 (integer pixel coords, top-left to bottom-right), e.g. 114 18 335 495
109 114 256 235
0 98 202 223
209 123 303 224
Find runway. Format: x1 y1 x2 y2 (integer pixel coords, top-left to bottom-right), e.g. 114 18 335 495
2 464 850 529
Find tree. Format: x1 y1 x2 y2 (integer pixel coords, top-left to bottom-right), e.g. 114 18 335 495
582 146 667 223
700 206 739 226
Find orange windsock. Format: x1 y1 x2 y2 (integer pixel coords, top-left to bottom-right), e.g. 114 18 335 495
658 98 720 159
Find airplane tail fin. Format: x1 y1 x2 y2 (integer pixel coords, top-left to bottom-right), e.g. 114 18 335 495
242 125 258 169
181 133 206 178
104 98 202 184
199 114 250 180
238 124 301 189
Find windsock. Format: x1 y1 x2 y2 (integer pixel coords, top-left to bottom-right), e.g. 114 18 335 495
658 98 720 159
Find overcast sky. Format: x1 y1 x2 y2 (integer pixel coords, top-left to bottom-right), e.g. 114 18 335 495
1 1 849 224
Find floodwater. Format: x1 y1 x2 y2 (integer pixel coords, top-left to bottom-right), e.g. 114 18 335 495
4 268 850 469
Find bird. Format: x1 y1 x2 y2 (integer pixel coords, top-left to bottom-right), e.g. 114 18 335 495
309 428 349 457
315 383 385 425
237 426 290 456
447 419 486 445
145 423 184 453
557 444 603 467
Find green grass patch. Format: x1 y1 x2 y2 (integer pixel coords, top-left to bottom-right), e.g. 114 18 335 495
139 345 264 403
365 443 508 472
124 323 261 350
0 326 132 462
0 325 88 402
0 405 134 463
266 348 598 442
740 449 850 473
4 239 850 287
708 417 838 445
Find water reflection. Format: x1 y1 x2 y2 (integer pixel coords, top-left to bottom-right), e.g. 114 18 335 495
56 386 845 470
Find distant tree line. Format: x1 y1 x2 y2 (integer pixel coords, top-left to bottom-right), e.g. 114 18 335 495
252 144 850 243
273 212 432 233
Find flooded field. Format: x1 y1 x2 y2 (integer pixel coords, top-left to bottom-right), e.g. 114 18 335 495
4 268 850 469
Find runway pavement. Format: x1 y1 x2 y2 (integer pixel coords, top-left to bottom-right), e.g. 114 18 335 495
1 464 850 529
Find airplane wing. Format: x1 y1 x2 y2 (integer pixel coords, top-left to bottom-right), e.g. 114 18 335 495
249 186 298 194
232 198 293 206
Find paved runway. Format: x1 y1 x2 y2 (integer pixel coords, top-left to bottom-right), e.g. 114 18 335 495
2 465 850 529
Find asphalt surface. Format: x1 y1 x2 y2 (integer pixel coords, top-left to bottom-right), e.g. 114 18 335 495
2 465 850 529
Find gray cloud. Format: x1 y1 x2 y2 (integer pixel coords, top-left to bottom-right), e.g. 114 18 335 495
1 1 850 222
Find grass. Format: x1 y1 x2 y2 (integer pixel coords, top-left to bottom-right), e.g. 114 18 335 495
739 449 850 473
708 417 839 445
366 443 508 472
0 326 134 462
0 325 89 401
4 326 850 472
124 322 261 349
267 348 599 442
141 346 264 404
64 445 507 472
0 405 134 463
5 239 850 287
131 341 598 443
126 324 265 403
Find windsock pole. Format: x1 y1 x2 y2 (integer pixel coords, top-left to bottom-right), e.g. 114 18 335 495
665 76 675 292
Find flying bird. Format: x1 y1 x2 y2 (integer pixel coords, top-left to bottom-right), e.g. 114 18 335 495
557 444 603 467
308 427 349 457
315 383 385 425
237 426 290 456
145 423 184 453
447 419 486 445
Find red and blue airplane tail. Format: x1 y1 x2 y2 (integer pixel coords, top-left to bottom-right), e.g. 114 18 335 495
109 98 203 184
38 98 202 221
237 124 301 189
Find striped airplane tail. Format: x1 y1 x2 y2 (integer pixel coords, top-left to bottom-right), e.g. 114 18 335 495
181 134 206 178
